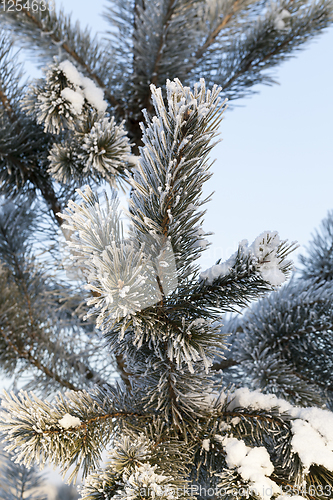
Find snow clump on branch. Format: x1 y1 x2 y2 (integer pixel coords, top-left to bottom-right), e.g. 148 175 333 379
200 231 295 286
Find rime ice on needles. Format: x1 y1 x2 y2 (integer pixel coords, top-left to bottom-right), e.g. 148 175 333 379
79 117 131 184
47 139 83 183
108 435 152 474
60 186 174 330
129 78 226 283
47 116 131 185
114 463 176 500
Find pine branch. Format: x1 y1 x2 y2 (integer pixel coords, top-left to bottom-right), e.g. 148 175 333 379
299 210 333 282
219 280 333 406
194 0 245 62
205 0 333 99
0 85 16 122
0 444 47 500
0 327 78 391
0 204 113 392
0 30 61 215
0 1 124 115
0 29 23 124
0 386 150 482
181 236 296 318
141 0 176 114
0 266 114 393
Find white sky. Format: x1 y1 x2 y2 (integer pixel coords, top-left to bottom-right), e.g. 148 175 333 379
51 0 333 271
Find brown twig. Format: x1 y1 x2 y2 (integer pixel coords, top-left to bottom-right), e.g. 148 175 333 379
194 0 242 62
0 85 17 123
1 328 78 391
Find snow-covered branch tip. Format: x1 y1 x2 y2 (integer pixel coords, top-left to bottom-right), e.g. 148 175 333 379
201 231 298 287
220 387 333 475
0 389 147 482
23 59 132 186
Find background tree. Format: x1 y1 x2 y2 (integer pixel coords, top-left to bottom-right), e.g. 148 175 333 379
0 1 333 499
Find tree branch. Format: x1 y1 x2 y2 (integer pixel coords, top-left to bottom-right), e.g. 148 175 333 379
42 410 148 435
0 84 17 123
0 327 79 391
222 34 295 92
4 152 63 225
7 1 125 116
211 359 240 371
143 0 175 114
194 0 243 62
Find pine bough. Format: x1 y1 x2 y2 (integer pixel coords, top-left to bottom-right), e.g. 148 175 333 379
0 75 332 500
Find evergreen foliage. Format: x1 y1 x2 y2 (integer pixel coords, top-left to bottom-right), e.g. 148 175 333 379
0 0 333 499
0 444 47 499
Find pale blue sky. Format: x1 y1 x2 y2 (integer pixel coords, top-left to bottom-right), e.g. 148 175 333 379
49 0 333 271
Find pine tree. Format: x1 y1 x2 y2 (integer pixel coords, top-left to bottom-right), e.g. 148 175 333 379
0 1 333 499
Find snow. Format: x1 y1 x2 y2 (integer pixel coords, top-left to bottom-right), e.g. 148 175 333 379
274 18 286 30
223 437 249 468
58 413 81 429
200 230 290 286
225 388 333 473
81 76 107 114
276 497 307 500
250 231 286 286
290 419 333 472
59 60 83 87
59 59 107 114
200 260 235 284
202 438 210 451
227 387 293 413
274 8 291 30
221 437 279 500
230 416 240 426
280 9 291 19
60 88 84 115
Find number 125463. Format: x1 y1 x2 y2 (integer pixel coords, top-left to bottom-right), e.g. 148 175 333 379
1 0 55 12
